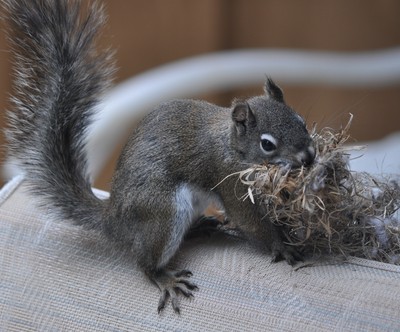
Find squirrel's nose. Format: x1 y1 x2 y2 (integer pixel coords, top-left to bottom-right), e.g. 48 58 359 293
301 146 316 167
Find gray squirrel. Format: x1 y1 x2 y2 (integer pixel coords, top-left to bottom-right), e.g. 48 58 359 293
4 0 315 313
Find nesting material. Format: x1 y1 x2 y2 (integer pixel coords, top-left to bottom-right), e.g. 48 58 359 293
239 116 400 264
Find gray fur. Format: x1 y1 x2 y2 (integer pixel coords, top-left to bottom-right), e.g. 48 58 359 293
4 0 315 314
159 184 215 268
4 0 113 229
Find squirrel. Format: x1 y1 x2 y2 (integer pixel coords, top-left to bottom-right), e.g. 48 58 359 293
3 0 315 314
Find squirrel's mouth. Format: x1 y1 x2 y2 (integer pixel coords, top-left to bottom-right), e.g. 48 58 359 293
296 146 316 167
268 146 316 170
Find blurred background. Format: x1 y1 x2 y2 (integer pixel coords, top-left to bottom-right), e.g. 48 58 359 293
0 0 399 190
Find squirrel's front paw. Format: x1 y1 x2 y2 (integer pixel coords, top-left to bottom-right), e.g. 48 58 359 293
152 269 198 314
271 242 303 266
185 215 224 239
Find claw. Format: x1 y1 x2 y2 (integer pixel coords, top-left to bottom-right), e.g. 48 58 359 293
170 289 181 314
178 279 198 291
175 269 192 278
174 283 195 298
153 269 198 314
157 289 169 313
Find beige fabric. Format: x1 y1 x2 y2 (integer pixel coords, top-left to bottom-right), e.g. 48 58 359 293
1 176 400 331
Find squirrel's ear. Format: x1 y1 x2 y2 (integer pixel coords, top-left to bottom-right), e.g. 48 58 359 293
231 101 256 135
264 77 285 104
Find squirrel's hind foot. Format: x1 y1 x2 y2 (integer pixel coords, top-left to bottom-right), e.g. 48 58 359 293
152 269 198 314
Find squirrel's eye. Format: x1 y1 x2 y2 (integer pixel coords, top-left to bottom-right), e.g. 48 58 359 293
260 133 277 154
261 139 276 152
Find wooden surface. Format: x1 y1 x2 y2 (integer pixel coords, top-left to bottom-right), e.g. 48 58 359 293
1 0 399 190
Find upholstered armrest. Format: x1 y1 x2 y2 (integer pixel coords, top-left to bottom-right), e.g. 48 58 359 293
1 176 399 331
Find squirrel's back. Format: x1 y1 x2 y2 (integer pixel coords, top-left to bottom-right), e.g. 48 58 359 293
112 99 232 194
4 0 114 229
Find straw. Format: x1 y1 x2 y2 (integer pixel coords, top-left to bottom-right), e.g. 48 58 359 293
238 116 400 264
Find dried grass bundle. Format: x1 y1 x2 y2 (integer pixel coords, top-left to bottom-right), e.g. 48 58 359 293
239 116 400 264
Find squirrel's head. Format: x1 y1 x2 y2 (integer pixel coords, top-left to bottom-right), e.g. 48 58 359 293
230 78 315 168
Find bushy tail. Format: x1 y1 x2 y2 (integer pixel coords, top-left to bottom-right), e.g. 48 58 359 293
3 0 114 229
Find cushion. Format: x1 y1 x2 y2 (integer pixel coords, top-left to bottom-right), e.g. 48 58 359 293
1 176 400 331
